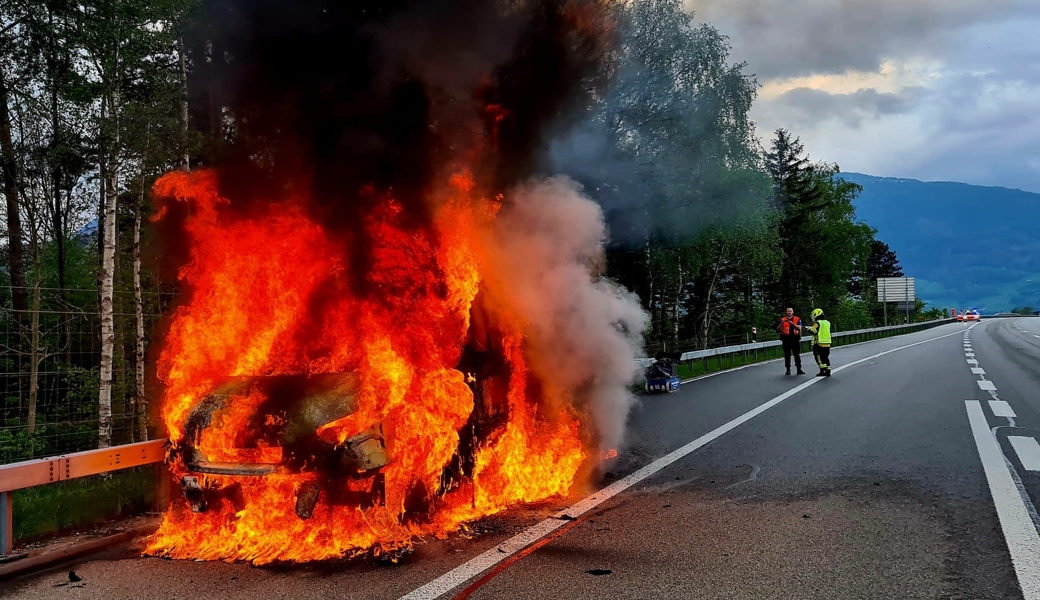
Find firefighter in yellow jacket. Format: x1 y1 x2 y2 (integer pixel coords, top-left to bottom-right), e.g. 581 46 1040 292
806 308 832 377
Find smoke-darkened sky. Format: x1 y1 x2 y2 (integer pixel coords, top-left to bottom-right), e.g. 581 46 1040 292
688 0 1040 192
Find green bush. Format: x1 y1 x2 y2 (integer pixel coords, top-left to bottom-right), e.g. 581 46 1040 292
0 428 39 463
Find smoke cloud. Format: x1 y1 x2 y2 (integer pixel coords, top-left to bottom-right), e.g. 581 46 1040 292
478 177 649 451
541 2 769 246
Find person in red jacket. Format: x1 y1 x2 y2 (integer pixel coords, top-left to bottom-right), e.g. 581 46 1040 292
775 307 805 376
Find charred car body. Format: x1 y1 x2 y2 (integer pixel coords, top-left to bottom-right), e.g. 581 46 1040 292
172 292 512 521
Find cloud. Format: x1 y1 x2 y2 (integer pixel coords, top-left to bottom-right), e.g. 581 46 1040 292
685 0 1039 81
765 86 921 129
702 0 1040 193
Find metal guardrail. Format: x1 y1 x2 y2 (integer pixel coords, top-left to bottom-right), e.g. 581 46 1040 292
0 439 168 556
637 318 957 372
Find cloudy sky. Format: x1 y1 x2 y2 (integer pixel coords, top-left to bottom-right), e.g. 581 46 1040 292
686 0 1040 193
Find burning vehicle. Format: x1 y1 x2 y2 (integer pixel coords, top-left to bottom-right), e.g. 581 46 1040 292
144 0 648 565
144 170 614 563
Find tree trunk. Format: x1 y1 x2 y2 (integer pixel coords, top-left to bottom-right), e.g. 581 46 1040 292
134 168 147 441
643 239 654 309
0 67 28 319
178 35 190 171
98 87 119 449
700 239 727 349
673 255 682 345
47 1 67 296
28 250 42 436
46 14 70 357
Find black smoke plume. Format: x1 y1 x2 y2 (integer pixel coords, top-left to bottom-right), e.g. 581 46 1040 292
168 0 619 298
182 0 613 211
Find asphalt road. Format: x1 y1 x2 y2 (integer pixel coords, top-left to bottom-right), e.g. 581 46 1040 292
5 319 1040 600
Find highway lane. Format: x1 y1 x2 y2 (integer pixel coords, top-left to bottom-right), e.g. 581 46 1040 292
5 322 1038 599
456 322 1021 600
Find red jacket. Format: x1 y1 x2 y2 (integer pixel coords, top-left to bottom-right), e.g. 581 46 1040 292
776 315 801 337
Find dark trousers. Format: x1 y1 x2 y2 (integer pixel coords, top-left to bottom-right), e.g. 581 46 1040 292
813 344 831 371
781 337 802 370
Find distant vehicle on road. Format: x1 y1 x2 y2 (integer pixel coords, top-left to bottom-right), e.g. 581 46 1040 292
957 310 981 322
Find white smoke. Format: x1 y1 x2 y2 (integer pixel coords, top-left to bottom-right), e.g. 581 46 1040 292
478 176 649 452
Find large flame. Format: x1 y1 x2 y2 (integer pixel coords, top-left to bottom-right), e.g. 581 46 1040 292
145 168 591 564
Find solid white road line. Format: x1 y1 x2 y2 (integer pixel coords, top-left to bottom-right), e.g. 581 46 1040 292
398 328 964 600
972 368 987 375
978 380 998 391
1010 437 1040 472
966 400 1040 599
990 400 1017 418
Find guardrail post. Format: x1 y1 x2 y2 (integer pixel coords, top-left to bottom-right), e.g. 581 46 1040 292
1 490 12 556
156 462 171 512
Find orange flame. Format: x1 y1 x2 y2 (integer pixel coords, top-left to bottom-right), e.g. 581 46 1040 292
145 169 588 564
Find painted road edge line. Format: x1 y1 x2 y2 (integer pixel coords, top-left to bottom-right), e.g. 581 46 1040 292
966 401 1040 600
397 328 964 600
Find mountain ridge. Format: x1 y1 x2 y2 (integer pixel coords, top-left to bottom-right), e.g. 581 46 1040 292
842 172 1040 312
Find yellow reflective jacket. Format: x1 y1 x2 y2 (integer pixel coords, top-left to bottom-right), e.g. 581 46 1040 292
807 319 832 346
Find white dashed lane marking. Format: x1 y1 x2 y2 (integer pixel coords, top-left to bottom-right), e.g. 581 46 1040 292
978 380 997 391
1010 437 1040 472
972 367 987 375
991 400 1017 418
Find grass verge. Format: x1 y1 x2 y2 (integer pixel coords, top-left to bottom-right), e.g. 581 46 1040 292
13 466 156 544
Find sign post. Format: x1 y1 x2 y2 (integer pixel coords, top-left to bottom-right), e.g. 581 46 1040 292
877 277 915 326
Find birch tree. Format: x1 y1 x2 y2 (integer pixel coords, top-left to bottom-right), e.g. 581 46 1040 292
73 0 191 446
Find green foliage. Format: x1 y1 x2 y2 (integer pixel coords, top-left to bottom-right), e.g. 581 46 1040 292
1012 306 1036 315
561 0 765 244
831 298 873 331
766 137 874 315
921 307 948 320
0 427 41 463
